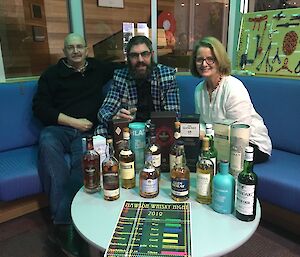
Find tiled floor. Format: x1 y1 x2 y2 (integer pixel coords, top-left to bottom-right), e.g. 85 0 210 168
0 208 299 257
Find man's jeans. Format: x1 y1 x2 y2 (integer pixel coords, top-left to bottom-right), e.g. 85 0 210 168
38 126 86 224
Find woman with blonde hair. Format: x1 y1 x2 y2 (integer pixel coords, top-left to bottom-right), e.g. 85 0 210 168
191 36 271 163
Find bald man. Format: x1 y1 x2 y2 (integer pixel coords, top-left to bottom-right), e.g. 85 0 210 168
32 33 118 256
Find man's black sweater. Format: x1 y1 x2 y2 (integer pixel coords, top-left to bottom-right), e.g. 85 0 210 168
32 58 115 128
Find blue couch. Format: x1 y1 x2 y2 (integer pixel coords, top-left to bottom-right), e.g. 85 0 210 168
1 75 299 231
177 74 300 234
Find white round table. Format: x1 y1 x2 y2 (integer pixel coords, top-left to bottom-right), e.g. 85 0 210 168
71 173 261 257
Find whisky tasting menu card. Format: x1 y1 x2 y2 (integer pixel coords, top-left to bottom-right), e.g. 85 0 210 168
105 201 192 257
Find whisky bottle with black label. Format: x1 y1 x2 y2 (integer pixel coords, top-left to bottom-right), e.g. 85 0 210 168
171 144 190 201
82 136 100 193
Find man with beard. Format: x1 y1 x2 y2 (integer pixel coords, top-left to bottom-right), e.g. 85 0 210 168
32 33 120 256
96 35 180 136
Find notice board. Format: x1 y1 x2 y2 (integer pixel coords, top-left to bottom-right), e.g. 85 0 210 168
236 8 300 78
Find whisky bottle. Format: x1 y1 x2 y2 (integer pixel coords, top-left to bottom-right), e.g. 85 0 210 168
236 146 257 221
169 121 182 173
139 153 159 198
82 135 100 193
145 123 161 178
196 137 214 204
205 123 218 175
102 137 120 201
119 127 136 189
212 160 235 214
171 144 190 201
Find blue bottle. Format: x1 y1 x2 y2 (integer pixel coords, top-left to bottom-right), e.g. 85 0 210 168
212 160 235 214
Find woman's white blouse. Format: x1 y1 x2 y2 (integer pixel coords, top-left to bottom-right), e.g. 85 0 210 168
194 75 272 155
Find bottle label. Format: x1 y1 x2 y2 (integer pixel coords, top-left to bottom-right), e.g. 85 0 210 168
152 154 161 168
141 178 158 193
84 167 99 189
103 188 120 197
174 132 180 139
181 123 200 137
170 154 183 171
236 182 255 215
197 173 211 196
213 187 232 213
171 178 189 197
120 150 132 155
150 145 158 152
120 161 135 179
103 173 119 188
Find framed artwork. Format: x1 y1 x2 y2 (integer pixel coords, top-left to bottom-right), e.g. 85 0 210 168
97 0 124 8
31 3 42 19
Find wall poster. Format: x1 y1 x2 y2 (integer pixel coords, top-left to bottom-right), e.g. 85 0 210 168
236 8 300 78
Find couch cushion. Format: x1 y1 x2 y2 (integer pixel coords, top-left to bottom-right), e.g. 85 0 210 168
0 81 42 152
237 76 300 155
176 75 202 115
0 146 43 201
254 149 300 213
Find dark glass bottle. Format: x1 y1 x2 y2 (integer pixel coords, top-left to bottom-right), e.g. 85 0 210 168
205 123 218 175
171 144 190 201
102 137 120 201
196 137 214 204
82 136 100 193
145 123 161 179
236 146 257 221
119 127 135 189
169 121 182 173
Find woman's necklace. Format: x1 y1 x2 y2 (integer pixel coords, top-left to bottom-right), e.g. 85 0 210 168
207 75 222 102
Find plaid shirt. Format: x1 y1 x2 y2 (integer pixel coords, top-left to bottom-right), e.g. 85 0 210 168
95 64 180 136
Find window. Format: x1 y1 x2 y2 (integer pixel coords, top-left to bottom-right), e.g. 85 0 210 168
3 0 297 80
84 0 230 72
0 0 68 79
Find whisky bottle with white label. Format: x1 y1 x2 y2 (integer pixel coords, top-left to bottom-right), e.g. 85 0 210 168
236 146 257 221
140 153 159 198
196 137 214 204
119 127 135 189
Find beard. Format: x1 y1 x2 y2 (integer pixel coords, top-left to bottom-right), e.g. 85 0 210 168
129 61 154 80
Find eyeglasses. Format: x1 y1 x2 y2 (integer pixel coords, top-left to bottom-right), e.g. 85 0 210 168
65 44 86 52
128 51 151 59
196 56 216 65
